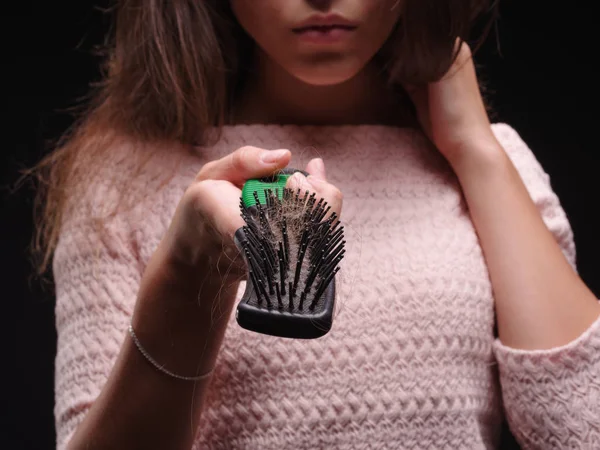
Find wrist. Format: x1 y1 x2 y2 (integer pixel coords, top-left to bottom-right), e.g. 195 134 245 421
133 239 241 376
141 236 240 313
446 137 508 182
159 218 245 283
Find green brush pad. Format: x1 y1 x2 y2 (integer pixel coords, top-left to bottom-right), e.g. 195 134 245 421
242 173 294 207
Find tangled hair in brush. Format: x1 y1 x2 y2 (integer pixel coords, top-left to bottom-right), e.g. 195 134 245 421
238 185 344 313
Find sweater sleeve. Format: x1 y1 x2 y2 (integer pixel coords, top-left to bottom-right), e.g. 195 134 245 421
53 217 141 450
490 123 600 449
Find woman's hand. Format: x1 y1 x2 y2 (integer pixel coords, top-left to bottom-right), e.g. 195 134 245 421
404 41 501 169
285 157 344 219
162 146 342 281
162 146 291 278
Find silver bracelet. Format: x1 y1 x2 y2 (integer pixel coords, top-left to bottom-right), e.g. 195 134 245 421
128 323 214 382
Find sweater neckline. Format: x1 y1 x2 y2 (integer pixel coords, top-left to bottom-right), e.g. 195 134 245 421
194 123 421 146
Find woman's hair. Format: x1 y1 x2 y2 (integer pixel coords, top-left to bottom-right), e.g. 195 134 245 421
22 0 498 280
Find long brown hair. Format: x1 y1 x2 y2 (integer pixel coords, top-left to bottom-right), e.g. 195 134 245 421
22 0 498 280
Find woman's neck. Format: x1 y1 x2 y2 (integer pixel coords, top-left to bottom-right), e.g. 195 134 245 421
233 50 415 127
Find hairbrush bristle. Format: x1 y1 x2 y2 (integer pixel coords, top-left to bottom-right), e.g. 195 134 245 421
238 187 345 314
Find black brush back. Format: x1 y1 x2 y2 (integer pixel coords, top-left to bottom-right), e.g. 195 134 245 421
234 172 345 339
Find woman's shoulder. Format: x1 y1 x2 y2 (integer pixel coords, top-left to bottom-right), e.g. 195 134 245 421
491 122 530 150
54 134 206 275
490 122 552 185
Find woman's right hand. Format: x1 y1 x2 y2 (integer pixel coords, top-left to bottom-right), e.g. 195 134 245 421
160 146 342 282
158 145 343 287
161 146 291 279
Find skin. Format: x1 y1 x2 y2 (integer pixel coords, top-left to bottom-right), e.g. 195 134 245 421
231 0 401 86
66 0 599 448
405 42 600 350
232 0 404 125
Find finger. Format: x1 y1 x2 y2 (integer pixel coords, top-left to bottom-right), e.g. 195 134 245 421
286 171 312 197
286 172 343 220
305 157 327 181
196 146 291 186
440 39 474 81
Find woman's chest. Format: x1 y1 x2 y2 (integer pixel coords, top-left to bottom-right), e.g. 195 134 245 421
219 168 499 377
181 134 504 447
196 185 501 448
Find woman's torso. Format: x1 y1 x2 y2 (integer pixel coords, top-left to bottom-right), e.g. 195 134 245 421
136 125 503 449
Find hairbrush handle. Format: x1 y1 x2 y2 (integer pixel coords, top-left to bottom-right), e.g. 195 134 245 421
234 167 342 339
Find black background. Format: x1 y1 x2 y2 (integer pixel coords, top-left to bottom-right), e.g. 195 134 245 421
2 1 598 449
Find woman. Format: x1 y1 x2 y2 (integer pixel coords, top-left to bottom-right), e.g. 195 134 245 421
30 1 600 449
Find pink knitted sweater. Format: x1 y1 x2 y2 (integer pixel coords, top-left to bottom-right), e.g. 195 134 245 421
53 124 600 449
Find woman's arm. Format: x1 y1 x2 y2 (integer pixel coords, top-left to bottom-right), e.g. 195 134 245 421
65 237 239 450
451 124 600 449
403 41 600 347
451 126 600 350
54 145 305 450
402 41 599 447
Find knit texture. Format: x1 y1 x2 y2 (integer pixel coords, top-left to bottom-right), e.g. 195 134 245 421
53 123 600 449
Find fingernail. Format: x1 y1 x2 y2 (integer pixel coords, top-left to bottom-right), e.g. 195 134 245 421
261 149 288 164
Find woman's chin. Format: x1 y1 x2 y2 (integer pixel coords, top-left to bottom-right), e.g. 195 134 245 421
289 63 362 87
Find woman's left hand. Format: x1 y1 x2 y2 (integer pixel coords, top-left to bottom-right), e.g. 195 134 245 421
404 40 501 169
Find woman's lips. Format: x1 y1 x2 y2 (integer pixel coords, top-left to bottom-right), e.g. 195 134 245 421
292 25 357 44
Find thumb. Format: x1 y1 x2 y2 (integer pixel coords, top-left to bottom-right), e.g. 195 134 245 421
305 157 327 181
197 146 291 187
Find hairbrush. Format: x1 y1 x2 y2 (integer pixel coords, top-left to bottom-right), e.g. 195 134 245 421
233 168 345 339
